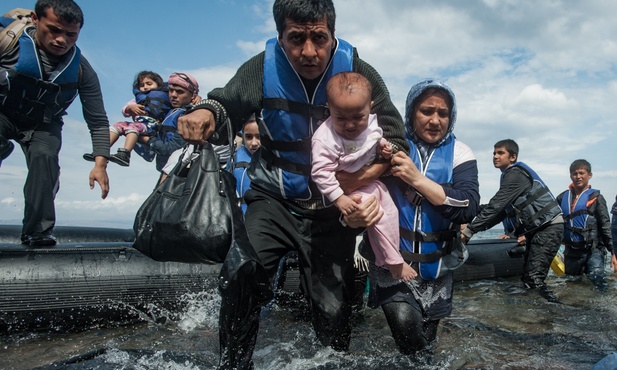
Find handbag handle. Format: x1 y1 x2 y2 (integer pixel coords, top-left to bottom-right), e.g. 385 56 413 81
193 116 237 197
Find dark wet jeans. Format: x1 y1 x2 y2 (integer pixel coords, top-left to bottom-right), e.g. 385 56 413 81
217 189 359 369
522 222 564 288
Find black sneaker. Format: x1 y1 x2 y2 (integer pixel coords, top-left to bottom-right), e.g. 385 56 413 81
83 152 95 162
0 136 14 167
109 148 130 167
21 233 57 247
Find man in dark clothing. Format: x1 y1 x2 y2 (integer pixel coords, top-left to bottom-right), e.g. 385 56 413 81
0 0 110 246
178 1 407 368
461 139 563 302
556 159 614 289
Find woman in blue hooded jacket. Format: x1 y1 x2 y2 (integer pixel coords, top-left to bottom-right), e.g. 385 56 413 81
366 79 480 355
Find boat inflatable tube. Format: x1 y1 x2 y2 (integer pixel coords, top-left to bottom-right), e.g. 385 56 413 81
453 238 525 281
0 225 524 334
0 225 220 334
277 238 525 298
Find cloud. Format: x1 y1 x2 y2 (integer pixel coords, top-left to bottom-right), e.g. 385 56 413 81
1 197 18 205
2 0 616 229
56 193 146 211
328 1 616 202
509 84 574 110
184 65 245 95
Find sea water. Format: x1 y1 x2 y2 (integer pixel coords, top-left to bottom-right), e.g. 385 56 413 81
2 230 617 369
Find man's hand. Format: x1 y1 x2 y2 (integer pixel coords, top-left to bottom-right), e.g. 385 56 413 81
343 194 383 228
89 157 109 199
611 253 617 273
460 233 469 244
337 162 389 194
460 224 472 244
177 109 215 145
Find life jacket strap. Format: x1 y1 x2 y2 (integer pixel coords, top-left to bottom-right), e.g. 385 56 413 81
398 227 457 263
514 199 559 235
234 161 249 169
260 134 311 152
564 208 589 221
260 147 311 176
263 97 329 121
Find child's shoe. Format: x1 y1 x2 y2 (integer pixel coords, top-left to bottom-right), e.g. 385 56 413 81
110 148 130 167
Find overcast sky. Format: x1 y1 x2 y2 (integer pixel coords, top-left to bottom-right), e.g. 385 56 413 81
1 0 615 229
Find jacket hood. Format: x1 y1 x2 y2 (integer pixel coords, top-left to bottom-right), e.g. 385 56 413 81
404 78 457 147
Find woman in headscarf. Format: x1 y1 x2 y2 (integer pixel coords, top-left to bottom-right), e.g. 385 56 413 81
366 78 480 355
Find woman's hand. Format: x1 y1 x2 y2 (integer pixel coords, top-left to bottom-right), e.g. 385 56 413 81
390 151 447 206
390 151 422 186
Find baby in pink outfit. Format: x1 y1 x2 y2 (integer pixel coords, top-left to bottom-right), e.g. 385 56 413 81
311 72 416 282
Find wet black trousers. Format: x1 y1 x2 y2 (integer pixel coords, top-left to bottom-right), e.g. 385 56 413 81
382 301 439 355
564 247 606 278
522 222 564 288
217 188 358 369
0 112 61 237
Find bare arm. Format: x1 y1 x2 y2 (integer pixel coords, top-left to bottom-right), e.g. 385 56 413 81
336 162 390 194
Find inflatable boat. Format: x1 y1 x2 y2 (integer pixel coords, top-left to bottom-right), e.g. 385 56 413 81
0 225 523 334
0 225 220 334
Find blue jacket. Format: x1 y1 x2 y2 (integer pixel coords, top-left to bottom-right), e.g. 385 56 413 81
559 187 600 248
0 23 80 124
233 145 253 214
134 107 187 171
133 85 171 122
387 136 459 280
247 37 354 201
385 78 478 280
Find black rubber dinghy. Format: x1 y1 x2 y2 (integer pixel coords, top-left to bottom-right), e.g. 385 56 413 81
0 225 523 334
277 238 525 300
0 225 220 334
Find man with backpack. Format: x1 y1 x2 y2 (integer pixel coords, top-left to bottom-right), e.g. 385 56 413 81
0 0 110 246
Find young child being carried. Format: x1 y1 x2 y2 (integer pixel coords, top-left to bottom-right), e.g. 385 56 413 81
84 70 171 166
311 72 417 282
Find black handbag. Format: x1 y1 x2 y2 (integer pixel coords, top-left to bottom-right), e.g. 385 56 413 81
132 142 240 264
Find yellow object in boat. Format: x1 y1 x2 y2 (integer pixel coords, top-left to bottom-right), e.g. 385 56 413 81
551 252 565 275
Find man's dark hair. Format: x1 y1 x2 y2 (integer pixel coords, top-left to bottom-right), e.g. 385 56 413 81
494 139 519 160
273 0 335 37
35 0 84 29
569 159 592 174
133 71 165 90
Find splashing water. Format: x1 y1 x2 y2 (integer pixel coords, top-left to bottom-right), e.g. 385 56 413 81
2 231 617 369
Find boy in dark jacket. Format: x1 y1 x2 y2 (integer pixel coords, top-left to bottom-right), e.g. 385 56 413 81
461 139 563 301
